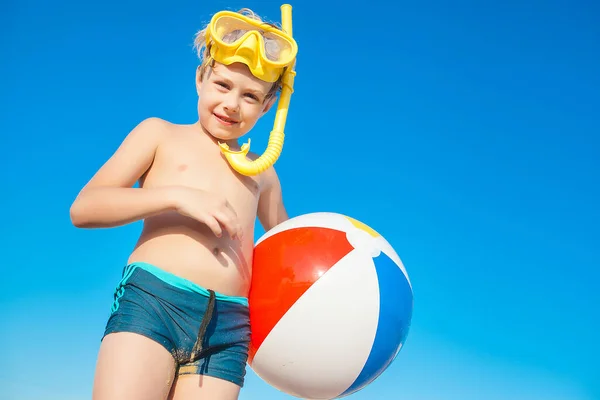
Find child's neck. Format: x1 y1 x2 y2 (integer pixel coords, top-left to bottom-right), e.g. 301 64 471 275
195 121 241 150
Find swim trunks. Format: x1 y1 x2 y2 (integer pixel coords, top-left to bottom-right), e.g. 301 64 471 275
103 261 251 387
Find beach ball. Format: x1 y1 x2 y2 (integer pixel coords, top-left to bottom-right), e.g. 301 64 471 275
248 212 413 399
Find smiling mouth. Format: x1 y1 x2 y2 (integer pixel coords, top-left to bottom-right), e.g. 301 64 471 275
214 113 239 126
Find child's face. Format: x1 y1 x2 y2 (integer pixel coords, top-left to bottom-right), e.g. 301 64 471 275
196 62 276 142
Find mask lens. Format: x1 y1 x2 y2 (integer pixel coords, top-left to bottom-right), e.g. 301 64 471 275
214 16 251 41
262 31 293 62
221 29 248 44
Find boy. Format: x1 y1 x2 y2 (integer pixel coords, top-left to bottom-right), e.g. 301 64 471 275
70 7 297 400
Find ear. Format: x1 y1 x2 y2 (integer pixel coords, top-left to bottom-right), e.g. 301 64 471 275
261 95 277 115
195 66 203 95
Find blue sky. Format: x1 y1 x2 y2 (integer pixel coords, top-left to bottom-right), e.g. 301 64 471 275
1 0 599 399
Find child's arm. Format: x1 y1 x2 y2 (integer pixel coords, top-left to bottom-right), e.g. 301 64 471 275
70 117 177 228
257 167 289 232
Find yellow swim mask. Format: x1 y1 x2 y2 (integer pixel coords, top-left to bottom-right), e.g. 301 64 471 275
204 5 298 177
205 10 298 83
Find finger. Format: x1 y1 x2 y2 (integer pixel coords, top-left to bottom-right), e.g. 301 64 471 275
226 213 243 240
237 221 243 240
223 203 243 240
203 216 223 238
219 203 239 232
214 210 239 239
223 201 238 219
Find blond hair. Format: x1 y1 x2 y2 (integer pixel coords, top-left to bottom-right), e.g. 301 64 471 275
193 8 283 98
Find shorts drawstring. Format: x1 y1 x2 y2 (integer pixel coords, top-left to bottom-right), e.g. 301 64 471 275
189 289 216 362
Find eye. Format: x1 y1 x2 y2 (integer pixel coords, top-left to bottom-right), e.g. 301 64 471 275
245 93 260 101
215 81 229 89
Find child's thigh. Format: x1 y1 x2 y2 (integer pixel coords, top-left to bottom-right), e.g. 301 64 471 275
168 345 247 400
93 332 177 400
168 374 241 400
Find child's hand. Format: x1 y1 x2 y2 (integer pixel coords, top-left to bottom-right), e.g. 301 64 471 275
172 186 242 240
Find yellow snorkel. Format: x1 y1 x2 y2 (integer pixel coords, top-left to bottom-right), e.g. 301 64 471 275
206 4 297 176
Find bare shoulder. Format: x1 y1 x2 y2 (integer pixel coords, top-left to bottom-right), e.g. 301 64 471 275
130 117 199 150
80 117 177 190
246 151 282 191
129 117 175 141
114 117 173 152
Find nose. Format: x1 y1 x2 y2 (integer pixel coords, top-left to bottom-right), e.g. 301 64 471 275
223 92 240 113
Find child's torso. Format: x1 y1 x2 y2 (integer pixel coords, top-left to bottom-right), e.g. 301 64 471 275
128 124 263 297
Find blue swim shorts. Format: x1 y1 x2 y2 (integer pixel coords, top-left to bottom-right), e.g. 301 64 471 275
103 261 251 387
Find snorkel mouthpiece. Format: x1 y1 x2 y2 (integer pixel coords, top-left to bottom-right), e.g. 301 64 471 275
217 4 297 176
218 129 284 175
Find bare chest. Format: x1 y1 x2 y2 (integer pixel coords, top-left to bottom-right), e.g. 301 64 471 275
144 135 262 215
